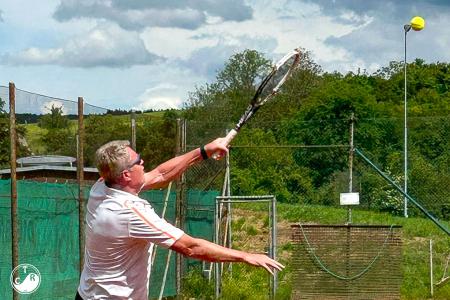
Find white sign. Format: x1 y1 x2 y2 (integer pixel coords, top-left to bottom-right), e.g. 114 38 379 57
10 264 41 294
340 193 360 205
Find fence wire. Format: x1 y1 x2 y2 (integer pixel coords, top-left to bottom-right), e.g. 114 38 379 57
2 83 449 298
182 116 450 221
0 85 108 169
291 224 402 299
356 116 450 220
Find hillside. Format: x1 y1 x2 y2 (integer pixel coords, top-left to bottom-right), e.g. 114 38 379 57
22 110 168 156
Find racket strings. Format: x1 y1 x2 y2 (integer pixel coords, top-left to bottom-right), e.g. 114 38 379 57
257 55 299 105
233 49 300 132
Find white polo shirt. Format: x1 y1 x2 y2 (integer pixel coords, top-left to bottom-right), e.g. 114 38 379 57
77 179 184 300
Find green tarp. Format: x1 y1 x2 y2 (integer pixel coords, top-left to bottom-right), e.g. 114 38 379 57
0 180 217 299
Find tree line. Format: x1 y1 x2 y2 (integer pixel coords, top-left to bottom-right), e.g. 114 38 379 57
0 48 448 217
182 49 449 217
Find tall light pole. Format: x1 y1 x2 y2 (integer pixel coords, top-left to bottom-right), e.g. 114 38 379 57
403 16 425 218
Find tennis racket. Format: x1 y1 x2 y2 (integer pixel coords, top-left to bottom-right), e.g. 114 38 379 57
213 48 301 159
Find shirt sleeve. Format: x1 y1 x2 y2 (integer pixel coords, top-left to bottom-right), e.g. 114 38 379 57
125 199 184 248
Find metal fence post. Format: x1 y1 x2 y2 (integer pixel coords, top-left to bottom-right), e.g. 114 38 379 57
77 97 85 273
430 239 434 297
271 196 277 300
347 113 355 224
175 118 187 297
214 198 221 299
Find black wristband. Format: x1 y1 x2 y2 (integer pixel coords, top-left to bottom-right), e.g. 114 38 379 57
200 145 209 160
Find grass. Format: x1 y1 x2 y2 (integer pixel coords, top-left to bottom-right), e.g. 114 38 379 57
23 123 47 154
181 203 450 299
23 121 78 155
22 111 166 155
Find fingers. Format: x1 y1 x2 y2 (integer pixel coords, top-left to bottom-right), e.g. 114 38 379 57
262 264 274 276
247 254 285 275
206 138 229 160
260 260 282 276
264 258 284 272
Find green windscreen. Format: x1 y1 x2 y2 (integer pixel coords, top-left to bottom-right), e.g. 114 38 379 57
0 180 217 299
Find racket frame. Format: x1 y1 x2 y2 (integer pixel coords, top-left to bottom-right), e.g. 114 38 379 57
222 49 301 146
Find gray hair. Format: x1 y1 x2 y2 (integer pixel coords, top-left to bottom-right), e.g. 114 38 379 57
95 140 131 183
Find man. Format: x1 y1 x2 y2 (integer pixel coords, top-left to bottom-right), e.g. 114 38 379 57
76 138 284 299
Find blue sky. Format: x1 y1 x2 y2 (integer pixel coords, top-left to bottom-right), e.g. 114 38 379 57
1 0 449 112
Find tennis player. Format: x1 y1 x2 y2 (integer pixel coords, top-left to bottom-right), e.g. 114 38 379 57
75 138 284 299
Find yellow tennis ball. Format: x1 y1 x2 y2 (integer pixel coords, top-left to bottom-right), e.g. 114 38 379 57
410 16 425 31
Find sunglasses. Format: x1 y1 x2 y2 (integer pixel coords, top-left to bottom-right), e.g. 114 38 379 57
126 154 143 170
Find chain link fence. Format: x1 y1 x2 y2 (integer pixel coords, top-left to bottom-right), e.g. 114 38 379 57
1 82 449 298
201 115 450 221
0 85 106 167
291 224 403 299
356 116 450 220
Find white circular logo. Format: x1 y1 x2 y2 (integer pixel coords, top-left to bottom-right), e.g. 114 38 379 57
10 264 41 294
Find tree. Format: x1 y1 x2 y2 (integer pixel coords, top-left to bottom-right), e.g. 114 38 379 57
183 48 322 128
136 110 178 169
84 114 130 166
0 97 8 165
183 50 271 125
36 104 74 156
38 104 69 129
230 128 314 203
0 97 31 167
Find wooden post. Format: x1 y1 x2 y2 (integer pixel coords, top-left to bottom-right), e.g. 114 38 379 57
77 97 85 273
131 110 136 150
10 82 19 300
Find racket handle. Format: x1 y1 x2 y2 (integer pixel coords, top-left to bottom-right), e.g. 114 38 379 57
212 129 238 160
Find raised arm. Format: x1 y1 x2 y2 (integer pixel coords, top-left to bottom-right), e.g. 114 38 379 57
170 233 284 274
142 137 228 190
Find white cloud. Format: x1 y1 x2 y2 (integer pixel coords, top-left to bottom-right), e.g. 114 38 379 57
141 27 219 60
134 96 182 111
41 100 68 115
140 0 361 79
2 22 157 67
1 0 449 112
134 83 184 111
53 0 253 30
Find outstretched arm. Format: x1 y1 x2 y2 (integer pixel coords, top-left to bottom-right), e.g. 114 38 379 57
170 233 284 275
142 137 228 190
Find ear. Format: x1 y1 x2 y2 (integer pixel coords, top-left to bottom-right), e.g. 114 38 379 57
119 170 132 184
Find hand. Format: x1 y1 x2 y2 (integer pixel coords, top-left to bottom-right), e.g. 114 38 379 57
204 137 229 160
242 253 285 275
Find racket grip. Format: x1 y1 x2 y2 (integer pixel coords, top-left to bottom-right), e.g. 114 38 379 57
212 129 238 160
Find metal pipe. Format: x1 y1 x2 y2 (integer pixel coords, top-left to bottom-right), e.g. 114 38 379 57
216 195 275 200
217 200 273 203
77 97 85 273
348 113 355 224
214 199 221 299
272 196 278 299
355 148 450 235
430 239 434 296
175 118 184 295
404 25 411 218
226 148 232 275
